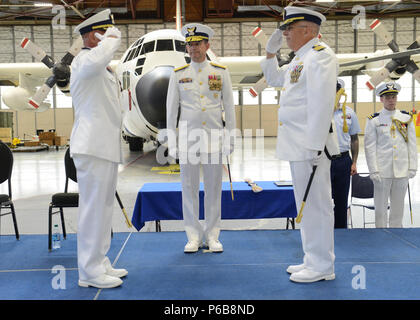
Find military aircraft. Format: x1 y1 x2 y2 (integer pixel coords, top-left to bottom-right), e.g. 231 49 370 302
1 1 419 154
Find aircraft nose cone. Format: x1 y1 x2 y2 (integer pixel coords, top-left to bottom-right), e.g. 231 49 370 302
135 66 173 129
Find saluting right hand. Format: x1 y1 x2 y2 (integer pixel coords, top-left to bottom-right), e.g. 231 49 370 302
266 29 283 54
95 27 121 41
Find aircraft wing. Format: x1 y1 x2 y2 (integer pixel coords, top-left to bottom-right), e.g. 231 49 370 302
0 62 50 87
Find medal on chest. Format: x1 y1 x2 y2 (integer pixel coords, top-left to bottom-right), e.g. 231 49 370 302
290 62 304 84
208 74 222 91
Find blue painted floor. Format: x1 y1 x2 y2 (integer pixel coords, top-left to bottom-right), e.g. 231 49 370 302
1 228 420 300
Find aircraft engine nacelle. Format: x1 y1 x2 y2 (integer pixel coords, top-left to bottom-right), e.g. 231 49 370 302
2 86 50 112
389 65 406 80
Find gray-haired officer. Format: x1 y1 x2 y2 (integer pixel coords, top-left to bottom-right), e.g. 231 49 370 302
166 23 236 253
331 79 361 228
70 9 127 289
261 6 338 283
364 82 417 228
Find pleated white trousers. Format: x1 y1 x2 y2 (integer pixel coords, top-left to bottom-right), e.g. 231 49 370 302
289 154 335 274
180 162 223 243
373 177 408 228
72 154 118 281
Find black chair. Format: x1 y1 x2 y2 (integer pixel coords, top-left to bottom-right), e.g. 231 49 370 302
48 148 78 251
0 140 19 239
349 173 388 228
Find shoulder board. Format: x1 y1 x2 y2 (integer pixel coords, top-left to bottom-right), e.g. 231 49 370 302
312 45 326 52
368 112 379 120
210 62 226 69
174 64 189 72
401 110 409 115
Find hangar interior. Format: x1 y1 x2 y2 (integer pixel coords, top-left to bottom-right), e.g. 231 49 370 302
0 0 420 233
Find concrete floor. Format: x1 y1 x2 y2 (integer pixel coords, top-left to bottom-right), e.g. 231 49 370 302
1 136 420 236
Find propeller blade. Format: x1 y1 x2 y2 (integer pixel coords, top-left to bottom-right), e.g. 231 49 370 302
366 59 401 90
21 38 55 69
249 77 268 97
366 68 390 90
252 27 268 48
28 75 56 109
370 19 399 52
406 60 420 84
60 36 83 65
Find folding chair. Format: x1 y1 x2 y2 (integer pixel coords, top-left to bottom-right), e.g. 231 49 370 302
349 173 388 228
0 140 19 239
48 148 78 250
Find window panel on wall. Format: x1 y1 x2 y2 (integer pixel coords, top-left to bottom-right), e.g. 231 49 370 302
223 24 240 57
128 25 146 47
243 88 259 105
208 23 222 56
396 18 414 32
396 31 416 47
415 82 420 105
357 75 374 102
33 26 52 57
261 87 278 105
52 26 71 60
232 90 239 105
0 27 13 63
397 73 413 102
14 26 33 62
357 30 374 49
55 92 73 108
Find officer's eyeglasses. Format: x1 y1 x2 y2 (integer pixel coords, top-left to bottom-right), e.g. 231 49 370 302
282 25 308 32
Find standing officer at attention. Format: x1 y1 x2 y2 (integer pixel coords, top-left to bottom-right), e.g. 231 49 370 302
70 9 127 289
261 6 338 283
331 79 361 228
364 82 417 228
166 23 236 253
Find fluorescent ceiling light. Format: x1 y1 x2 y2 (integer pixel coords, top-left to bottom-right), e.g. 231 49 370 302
34 2 53 7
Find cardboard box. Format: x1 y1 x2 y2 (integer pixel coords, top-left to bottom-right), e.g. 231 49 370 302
0 127 12 138
40 139 54 146
39 131 56 140
0 137 12 144
54 136 67 146
24 141 41 147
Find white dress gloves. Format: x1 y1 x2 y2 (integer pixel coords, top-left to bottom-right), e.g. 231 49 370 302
266 29 283 54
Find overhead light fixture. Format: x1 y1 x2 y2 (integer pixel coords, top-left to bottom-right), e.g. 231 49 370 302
34 2 54 7
237 5 282 12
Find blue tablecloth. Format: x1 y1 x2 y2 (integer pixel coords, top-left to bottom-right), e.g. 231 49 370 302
131 181 297 231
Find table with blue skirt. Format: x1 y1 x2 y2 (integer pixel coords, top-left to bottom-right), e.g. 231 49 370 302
131 181 297 231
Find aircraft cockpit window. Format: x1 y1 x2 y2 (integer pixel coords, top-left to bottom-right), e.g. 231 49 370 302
135 67 143 76
175 40 186 53
133 45 142 59
141 41 155 55
137 57 146 67
156 39 174 51
125 49 136 63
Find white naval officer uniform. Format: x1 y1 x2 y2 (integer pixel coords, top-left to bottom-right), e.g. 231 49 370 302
70 20 123 281
261 37 338 275
166 59 235 247
364 108 417 228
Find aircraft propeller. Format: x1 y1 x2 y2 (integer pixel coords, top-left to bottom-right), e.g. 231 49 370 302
20 36 83 109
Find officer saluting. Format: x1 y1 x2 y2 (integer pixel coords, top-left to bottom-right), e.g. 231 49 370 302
261 6 338 283
364 82 417 228
70 9 127 289
166 23 236 253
